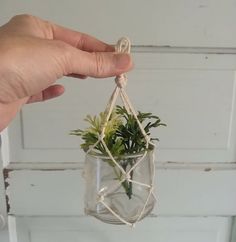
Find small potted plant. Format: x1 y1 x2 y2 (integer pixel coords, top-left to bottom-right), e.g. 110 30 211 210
70 105 165 225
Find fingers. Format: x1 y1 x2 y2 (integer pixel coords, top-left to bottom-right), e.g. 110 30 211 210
51 23 114 52
27 84 65 103
67 74 87 79
5 15 114 53
66 47 133 78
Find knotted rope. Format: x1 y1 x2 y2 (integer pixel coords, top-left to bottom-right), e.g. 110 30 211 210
86 37 157 227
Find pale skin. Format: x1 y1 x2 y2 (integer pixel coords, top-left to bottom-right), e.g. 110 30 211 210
0 14 133 132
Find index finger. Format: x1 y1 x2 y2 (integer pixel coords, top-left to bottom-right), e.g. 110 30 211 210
51 23 114 52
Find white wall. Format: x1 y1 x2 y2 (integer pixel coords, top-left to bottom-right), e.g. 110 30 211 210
0 229 9 242
231 218 236 242
0 130 8 241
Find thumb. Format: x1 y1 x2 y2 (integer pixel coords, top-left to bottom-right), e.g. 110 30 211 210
65 47 133 78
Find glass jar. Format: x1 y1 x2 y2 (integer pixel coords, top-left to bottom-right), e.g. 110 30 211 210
83 150 155 225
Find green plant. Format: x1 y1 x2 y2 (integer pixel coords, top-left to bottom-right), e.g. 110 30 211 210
70 105 166 198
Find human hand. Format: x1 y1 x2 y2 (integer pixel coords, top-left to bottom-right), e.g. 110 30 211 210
0 14 133 131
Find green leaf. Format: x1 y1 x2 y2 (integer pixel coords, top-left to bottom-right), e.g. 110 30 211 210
70 105 166 167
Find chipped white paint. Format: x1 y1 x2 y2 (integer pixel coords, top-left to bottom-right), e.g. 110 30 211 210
7 216 232 242
0 132 7 230
5 161 236 171
5 168 236 216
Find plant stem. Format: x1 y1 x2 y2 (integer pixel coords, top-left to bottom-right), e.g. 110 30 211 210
109 158 134 199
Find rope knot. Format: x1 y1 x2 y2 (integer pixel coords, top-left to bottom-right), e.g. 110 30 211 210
97 187 107 203
115 74 127 88
125 173 131 180
97 195 104 203
149 185 154 193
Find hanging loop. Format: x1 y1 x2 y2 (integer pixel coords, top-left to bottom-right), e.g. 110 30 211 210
115 37 131 88
115 37 131 54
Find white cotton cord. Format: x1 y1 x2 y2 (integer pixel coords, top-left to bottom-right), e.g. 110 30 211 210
150 148 158 202
115 37 131 54
99 198 133 227
115 74 128 89
127 150 147 174
120 89 155 147
120 92 131 114
97 188 133 227
114 37 130 89
86 37 157 227
129 180 151 188
86 136 101 155
103 87 120 125
100 139 126 174
135 186 154 223
105 86 120 110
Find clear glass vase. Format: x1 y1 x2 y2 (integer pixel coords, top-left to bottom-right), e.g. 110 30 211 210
83 150 155 225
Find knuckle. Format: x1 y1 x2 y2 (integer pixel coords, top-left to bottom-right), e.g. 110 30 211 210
11 14 35 23
76 33 86 49
54 40 72 59
53 40 73 74
93 52 105 76
54 40 68 49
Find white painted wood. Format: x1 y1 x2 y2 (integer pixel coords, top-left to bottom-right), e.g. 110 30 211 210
231 217 236 242
8 216 232 242
6 167 236 216
5 161 236 171
0 136 8 242
5 52 236 164
1 0 236 48
0 229 9 242
1 128 10 168
8 217 18 242
0 132 7 230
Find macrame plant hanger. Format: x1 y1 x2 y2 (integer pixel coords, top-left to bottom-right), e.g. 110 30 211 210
86 37 157 227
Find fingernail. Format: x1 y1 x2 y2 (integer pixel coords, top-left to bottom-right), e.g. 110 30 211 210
115 53 132 69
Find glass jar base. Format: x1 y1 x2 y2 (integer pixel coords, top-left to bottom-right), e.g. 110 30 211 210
84 151 156 225
85 201 155 225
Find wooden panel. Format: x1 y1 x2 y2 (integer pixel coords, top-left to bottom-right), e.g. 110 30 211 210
0 135 7 229
1 0 236 47
8 216 232 242
231 217 236 242
6 166 236 216
0 229 9 242
6 52 236 164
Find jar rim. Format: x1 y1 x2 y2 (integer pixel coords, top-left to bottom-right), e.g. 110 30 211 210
86 149 154 160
